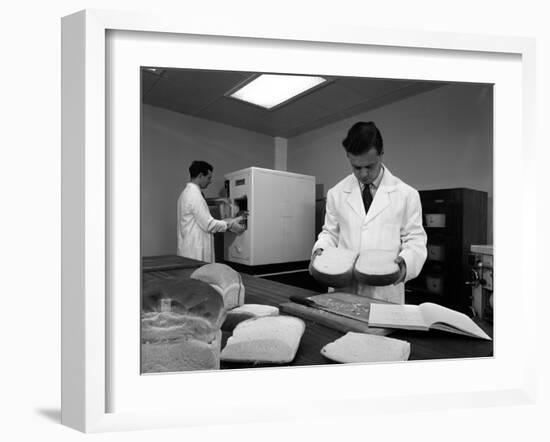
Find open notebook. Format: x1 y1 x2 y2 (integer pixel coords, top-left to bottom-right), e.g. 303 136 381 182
368 302 492 340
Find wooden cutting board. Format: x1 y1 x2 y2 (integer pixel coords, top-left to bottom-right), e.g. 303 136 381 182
279 292 391 336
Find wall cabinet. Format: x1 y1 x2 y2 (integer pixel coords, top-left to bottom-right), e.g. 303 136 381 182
406 188 488 313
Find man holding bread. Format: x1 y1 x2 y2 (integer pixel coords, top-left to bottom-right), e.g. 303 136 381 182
310 121 427 304
177 160 246 262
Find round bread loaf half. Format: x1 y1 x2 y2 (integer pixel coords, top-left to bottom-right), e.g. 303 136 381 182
310 246 358 287
353 250 401 286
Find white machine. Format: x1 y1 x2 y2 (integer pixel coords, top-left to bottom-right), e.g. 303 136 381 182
223 167 315 267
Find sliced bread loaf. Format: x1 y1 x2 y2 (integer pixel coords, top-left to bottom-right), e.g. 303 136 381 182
354 250 401 286
141 332 222 373
220 315 305 364
321 332 411 363
141 279 226 373
190 263 245 309
310 246 358 287
143 279 226 329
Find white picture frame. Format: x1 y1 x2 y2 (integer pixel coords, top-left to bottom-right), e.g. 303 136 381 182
61 9 537 433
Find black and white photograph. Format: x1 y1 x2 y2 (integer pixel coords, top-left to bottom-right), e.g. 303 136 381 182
139 67 494 374
2 0 546 440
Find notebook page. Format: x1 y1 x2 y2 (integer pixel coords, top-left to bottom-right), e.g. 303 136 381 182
420 303 491 340
368 304 427 329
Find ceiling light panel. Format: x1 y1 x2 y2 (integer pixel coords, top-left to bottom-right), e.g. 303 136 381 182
229 74 327 109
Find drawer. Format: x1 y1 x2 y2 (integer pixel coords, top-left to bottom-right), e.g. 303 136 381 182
425 275 444 295
425 213 446 228
427 244 445 261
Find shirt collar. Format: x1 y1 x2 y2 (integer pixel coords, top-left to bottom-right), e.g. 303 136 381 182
372 165 384 189
358 164 385 189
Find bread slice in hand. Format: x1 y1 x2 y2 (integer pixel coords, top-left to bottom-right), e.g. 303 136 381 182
220 315 305 364
354 249 401 286
310 246 358 287
321 332 411 363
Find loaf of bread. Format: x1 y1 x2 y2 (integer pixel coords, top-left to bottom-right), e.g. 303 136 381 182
190 263 245 309
141 279 226 373
222 304 280 331
321 332 411 363
310 246 358 287
143 279 227 328
220 315 305 364
141 331 222 373
354 250 401 286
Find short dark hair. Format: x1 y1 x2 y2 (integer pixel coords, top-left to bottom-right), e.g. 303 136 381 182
189 160 213 178
342 121 383 155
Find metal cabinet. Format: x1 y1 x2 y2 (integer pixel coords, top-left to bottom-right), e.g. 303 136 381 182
406 188 488 313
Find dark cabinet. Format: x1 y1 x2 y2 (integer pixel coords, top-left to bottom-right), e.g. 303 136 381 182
406 188 488 313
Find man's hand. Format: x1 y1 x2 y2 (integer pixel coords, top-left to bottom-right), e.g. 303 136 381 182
227 216 246 234
393 256 407 284
308 248 324 276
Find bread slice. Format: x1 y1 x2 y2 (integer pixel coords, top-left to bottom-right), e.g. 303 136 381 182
310 246 358 287
220 315 305 364
354 250 401 286
191 263 245 309
223 304 280 331
321 332 411 363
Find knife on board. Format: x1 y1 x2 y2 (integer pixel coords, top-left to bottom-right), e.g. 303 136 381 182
288 295 371 325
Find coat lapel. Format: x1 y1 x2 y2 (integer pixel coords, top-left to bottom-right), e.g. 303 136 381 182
342 166 399 222
365 188 390 225
364 166 398 225
344 177 365 217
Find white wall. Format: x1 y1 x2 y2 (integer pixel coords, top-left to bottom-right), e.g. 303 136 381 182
142 83 494 255
274 137 288 171
287 83 493 241
141 104 274 255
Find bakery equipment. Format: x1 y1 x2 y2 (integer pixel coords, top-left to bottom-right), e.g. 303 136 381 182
223 167 315 266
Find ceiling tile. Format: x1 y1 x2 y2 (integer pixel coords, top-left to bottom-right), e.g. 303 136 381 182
141 70 161 96
142 69 252 115
141 68 448 138
336 77 417 99
195 96 277 136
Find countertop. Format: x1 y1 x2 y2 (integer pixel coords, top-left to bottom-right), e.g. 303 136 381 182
142 255 493 369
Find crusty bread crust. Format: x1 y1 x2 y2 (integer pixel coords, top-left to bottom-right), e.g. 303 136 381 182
353 250 400 286
191 263 245 309
310 246 358 287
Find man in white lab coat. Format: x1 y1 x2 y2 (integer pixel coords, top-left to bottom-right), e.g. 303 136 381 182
177 161 245 262
311 121 427 304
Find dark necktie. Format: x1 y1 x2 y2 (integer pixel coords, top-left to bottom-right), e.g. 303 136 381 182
362 184 373 214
